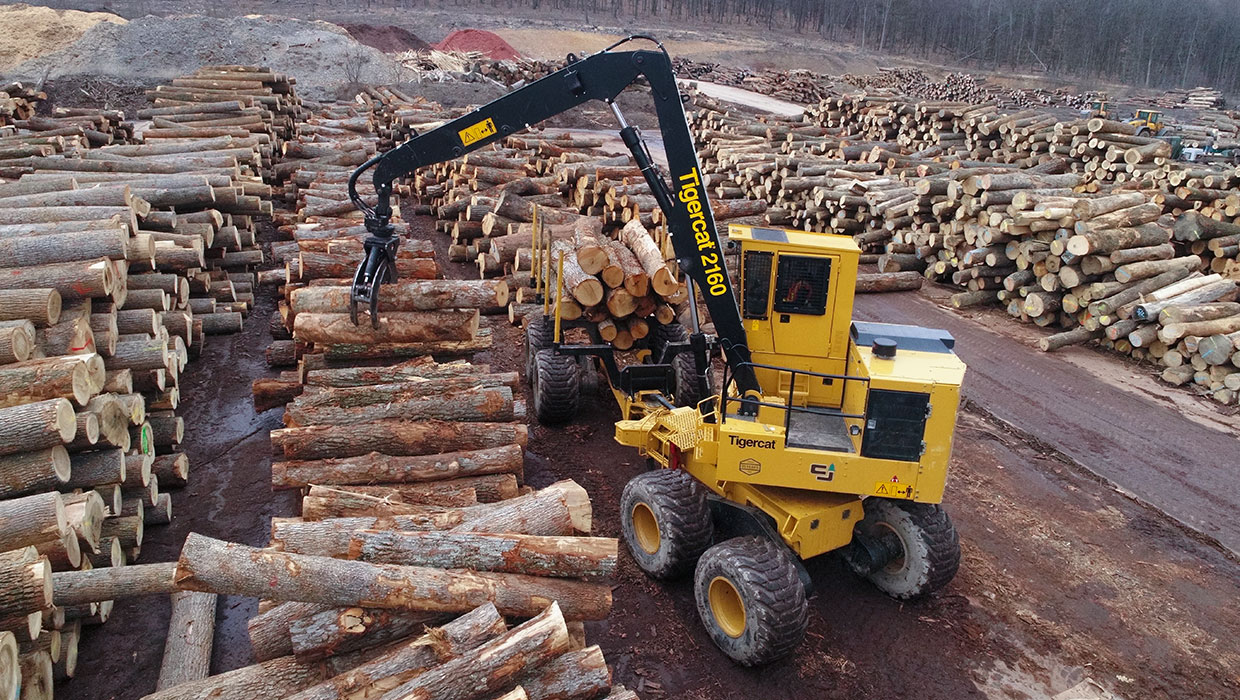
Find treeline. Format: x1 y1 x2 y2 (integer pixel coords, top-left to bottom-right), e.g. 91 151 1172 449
454 0 1240 93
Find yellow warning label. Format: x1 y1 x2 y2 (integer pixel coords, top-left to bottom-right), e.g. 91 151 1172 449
874 481 914 499
458 118 497 147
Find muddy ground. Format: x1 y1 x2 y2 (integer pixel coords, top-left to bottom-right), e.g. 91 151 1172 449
60 211 1240 700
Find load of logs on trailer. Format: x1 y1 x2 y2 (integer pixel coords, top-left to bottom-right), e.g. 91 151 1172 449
680 90 1240 405
0 64 293 697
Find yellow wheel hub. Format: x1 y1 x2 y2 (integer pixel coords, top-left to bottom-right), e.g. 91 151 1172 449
631 502 661 555
708 576 747 638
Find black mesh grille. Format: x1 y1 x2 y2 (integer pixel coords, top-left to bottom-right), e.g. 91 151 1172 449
861 390 929 462
773 255 830 316
743 250 773 319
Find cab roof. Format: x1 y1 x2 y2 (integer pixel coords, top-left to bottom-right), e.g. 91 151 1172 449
728 224 862 255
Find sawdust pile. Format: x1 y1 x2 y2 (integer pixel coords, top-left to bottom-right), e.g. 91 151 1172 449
0 3 127 71
7 14 407 97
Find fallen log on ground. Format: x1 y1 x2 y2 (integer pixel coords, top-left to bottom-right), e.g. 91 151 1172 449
175 534 611 620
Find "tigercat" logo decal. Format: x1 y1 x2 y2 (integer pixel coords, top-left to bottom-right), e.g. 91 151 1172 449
729 435 776 449
676 168 728 297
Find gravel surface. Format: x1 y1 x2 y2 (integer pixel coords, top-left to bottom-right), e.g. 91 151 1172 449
7 13 409 97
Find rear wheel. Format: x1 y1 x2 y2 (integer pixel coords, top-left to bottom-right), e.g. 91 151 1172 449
532 349 579 424
620 469 713 579
693 536 809 666
649 322 688 363
851 498 960 599
523 317 553 386
672 352 711 407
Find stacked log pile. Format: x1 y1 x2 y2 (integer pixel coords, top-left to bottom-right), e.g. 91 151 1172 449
347 90 697 348
157 540 637 700
0 82 45 126
144 65 301 164
261 102 481 371
242 103 635 696
688 92 1240 403
356 86 462 152
1 106 132 158
0 65 301 696
1175 110 1240 150
395 49 562 90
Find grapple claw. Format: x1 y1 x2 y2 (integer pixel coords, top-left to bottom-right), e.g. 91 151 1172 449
348 223 401 327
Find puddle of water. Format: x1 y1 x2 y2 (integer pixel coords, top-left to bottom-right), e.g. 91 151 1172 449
972 637 1123 700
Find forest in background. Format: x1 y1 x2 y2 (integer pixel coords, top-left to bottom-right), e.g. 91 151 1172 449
16 0 1240 95
486 0 1240 92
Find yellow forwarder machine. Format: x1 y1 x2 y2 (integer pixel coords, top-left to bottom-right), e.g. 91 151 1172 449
346 36 967 665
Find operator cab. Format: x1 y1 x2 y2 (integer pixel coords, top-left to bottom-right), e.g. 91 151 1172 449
731 224 860 407
720 224 966 502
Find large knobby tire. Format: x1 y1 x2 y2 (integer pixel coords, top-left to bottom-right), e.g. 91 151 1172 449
672 352 710 408
853 498 960 600
532 349 579 425
620 469 713 579
693 536 809 666
523 316 553 386
649 322 689 362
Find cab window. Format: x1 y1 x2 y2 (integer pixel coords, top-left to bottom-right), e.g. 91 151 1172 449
773 255 830 316
742 250 773 319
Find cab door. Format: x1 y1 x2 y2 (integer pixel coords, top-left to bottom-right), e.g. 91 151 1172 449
769 252 835 357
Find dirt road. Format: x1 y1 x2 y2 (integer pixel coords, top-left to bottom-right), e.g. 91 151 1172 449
853 287 1240 557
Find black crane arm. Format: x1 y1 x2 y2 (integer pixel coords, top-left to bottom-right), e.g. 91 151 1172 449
347 37 761 401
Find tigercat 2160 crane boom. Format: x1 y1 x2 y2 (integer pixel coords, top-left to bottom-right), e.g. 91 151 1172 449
348 36 967 666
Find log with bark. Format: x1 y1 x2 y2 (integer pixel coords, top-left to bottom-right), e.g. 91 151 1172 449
293 311 479 345
283 386 516 427
288 607 447 662
271 445 524 489
138 654 326 700
363 602 569 700
289 281 508 316
175 534 611 620
0 492 65 553
52 562 179 605
345 531 617 578
0 399 76 456
0 447 70 499
272 481 591 556
156 591 217 690
282 604 506 700
270 420 527 460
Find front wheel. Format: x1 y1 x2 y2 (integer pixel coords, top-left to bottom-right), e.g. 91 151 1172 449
620 469 713 579
850 498 960 599
693 536 809 666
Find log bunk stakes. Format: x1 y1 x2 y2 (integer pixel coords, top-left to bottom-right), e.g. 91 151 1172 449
0 64 293 697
